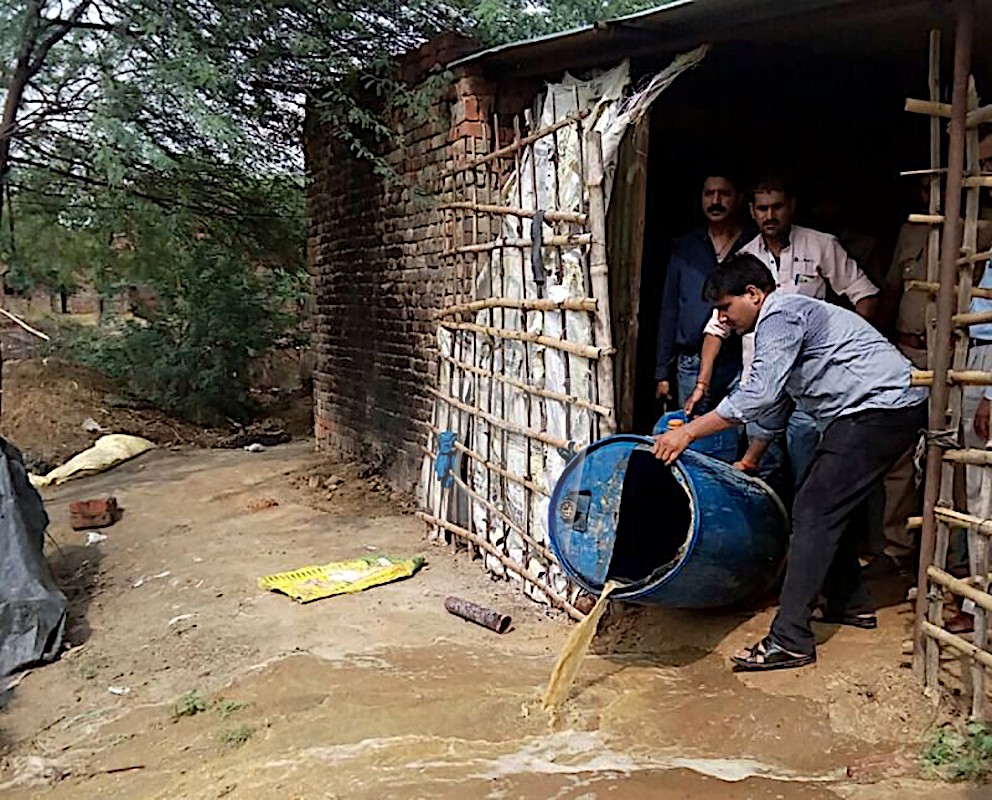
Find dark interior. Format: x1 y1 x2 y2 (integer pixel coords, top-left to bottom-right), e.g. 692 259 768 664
607 448 692 584
629 39 934 432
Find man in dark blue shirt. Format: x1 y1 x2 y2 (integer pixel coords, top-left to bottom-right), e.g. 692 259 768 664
655 172 751 416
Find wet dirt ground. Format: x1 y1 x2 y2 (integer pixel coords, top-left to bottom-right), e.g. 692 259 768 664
0 442 985 798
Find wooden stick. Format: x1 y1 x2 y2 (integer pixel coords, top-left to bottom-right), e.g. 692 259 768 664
900 167 949 176
953 310 992 327
584 130 617 436
419 442 558 564
453 233 592 254
906 279 992 298
439 320 611 359
905 98 953 118
963 177 992 188
935 506 992 535
972 453 992 718
426 423 550 497
426 385 570 450
928 565 992 612
918 6 971 690
958 249 992 265
921 620 992 671
436 296 597 318
909 213 945 224
944 448 992 466
967 103 992 128
912 369 992 386
440 201 587 226
440 110 591 178
415 511 584 621
438 351 613 418
549 89 575 447
451 472 557 564
0 308 50 341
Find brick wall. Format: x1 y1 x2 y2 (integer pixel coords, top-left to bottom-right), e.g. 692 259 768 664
306 37 501 489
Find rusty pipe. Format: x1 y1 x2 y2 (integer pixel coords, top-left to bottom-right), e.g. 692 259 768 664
444 596 511 634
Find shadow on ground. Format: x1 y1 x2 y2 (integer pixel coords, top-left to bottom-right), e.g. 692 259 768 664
47 544 102 648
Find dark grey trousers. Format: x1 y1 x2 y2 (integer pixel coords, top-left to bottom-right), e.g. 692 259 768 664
770 402 928 655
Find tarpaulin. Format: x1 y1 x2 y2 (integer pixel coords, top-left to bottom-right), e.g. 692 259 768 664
0 439 66 678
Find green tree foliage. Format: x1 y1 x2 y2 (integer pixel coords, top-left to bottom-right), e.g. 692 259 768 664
466 0 671 47
2 0 668 207
7 169 307 422
1 0 663 422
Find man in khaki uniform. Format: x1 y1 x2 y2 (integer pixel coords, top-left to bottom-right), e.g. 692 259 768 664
877 179 931 572
880 146 992 577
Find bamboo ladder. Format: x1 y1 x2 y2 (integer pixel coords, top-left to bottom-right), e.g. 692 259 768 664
905 4 992 717
418 102 618 620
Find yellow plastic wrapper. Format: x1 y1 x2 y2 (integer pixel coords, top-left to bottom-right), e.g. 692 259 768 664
258 555 425 603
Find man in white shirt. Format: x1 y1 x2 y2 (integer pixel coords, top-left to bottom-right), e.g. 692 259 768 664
691 177 879 491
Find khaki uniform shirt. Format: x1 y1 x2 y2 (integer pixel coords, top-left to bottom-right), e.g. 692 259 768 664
886 216 992 339
885 222 929 338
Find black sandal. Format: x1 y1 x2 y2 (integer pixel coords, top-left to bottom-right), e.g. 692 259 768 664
812 609 878 630
731 636 816 672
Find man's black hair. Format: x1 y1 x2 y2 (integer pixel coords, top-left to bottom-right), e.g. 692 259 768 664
752 174 795 199
701 166 742 191
703 253 776 302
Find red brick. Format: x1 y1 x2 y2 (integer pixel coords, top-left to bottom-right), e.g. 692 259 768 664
69 497 121 530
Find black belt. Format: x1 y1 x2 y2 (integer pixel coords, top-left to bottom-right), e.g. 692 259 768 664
974 338 992 348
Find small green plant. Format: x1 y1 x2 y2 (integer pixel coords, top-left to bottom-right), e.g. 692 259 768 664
922 722 992 782
174 690 207 718
214 700 248 719
219 725 255 747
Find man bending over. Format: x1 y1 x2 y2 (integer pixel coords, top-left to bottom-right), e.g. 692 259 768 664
652 254 927 672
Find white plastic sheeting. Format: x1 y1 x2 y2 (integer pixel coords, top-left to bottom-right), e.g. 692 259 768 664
422 48 708 607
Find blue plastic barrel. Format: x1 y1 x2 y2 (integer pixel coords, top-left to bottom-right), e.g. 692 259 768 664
548 435 788 608
653 410 739 463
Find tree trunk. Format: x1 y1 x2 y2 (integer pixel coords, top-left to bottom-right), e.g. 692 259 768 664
0 66 28 239
0 0 75 233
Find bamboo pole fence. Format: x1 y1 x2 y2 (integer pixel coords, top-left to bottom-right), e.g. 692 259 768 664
911 6 992 719
419 104 618 616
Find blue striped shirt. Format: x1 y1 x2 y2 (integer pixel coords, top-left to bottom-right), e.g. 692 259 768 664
970 261 992 342
715 293 927 434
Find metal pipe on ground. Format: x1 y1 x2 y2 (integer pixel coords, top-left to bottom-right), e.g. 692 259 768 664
444 596 512 634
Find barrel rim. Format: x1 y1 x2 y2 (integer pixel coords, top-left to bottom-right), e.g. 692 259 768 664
548 434 701 601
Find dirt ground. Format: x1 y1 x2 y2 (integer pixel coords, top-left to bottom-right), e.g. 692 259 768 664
1 358 312 474
0 441 987 799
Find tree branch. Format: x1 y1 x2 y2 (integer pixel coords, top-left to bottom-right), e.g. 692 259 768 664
28 0 94 78
49 18 119 31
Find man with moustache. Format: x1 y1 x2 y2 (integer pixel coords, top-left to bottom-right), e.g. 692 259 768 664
696 177 879 490
655 171 753 422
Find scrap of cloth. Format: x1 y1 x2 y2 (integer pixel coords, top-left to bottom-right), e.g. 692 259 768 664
258 555 425 603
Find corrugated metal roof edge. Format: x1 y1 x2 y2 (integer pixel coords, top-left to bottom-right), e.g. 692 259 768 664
447 0 694 69
446 0 902 70
448 0 699 69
